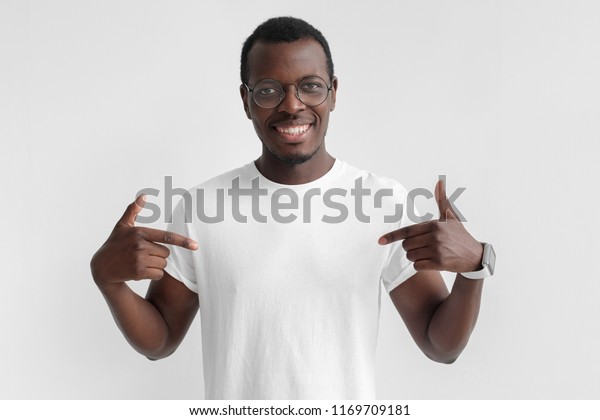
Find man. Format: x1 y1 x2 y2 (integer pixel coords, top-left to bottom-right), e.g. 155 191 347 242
91 17 494 399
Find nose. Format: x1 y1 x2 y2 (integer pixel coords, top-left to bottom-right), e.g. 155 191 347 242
276 84 306 114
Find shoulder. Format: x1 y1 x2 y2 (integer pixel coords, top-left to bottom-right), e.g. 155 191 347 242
168 163 254 217
189 162 255 192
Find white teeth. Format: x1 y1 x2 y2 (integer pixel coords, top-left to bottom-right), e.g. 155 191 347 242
276 124 310 135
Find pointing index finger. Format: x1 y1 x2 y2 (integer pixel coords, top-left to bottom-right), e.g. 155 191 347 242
378 221 432 245
137 227 199 250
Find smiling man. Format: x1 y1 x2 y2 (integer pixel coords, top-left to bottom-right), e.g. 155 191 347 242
91 17 494 399
242 37 336 171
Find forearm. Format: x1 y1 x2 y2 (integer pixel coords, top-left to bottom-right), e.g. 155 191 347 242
426 274 484 363
96 281 172 359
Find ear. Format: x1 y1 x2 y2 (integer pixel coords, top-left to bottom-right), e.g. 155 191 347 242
240 84 251 119
329 76 338 112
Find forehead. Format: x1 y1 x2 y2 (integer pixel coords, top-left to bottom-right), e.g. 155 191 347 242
247 38 328 84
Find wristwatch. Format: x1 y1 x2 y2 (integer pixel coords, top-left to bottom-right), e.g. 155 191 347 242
460 243 496 279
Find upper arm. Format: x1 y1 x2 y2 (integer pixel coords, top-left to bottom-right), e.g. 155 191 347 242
145 270 199 357
389 270 449 357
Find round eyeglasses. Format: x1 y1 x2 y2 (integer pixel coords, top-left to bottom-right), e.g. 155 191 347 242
244 76 333 109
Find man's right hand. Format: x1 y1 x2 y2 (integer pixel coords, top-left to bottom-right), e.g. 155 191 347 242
90 195 198 286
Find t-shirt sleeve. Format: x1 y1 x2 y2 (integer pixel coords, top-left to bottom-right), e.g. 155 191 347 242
380 185 419 293
164 198 199 293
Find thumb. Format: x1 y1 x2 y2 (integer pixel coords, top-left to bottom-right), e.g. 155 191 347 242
435 178 457 221
116 194 146 227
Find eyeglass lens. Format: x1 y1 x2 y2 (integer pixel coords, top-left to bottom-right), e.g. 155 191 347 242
252 76 329 108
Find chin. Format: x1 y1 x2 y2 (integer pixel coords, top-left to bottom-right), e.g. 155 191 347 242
276 151 314 164
271 142 323 165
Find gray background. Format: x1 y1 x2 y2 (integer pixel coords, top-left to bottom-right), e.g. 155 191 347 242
1 0 598 399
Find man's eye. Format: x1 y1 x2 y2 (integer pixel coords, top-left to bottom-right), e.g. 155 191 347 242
257 87 279 96
302 83 321 90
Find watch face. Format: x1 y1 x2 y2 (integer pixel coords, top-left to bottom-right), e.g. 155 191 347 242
485 244 496 275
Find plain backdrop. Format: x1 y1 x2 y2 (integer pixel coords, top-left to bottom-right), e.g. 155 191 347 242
1 0 599 399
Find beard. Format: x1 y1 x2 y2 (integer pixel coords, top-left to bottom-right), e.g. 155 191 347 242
275 142 322 164
262 132 326 165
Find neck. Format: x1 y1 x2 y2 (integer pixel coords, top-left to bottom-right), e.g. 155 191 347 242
255 147 335 185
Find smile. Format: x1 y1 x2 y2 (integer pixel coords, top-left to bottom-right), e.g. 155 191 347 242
275 124 311 136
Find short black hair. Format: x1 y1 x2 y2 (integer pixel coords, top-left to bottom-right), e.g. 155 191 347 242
240 16 334 85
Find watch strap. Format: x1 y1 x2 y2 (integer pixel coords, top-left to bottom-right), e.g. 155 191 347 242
460 242 495 279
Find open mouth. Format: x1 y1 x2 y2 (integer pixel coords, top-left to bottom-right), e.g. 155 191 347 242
275 124 311 136
272 123 313 143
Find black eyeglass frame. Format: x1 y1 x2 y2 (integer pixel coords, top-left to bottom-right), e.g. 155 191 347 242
244 76 333 109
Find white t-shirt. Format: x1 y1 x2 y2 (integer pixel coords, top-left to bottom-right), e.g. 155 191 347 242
165 159 417 399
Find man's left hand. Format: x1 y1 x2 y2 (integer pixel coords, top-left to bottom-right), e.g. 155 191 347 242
378 179 483 273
